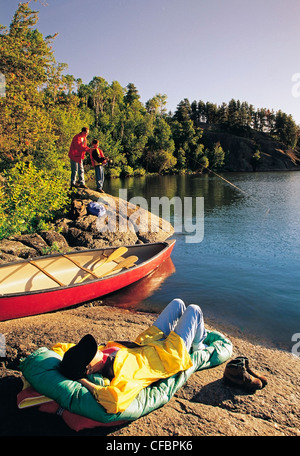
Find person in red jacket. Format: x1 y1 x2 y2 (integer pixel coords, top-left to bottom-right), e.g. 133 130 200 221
89 139 108 193
68 127 90 189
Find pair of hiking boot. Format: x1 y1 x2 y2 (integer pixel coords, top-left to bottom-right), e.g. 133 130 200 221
70 183 88 190
223 356 268 392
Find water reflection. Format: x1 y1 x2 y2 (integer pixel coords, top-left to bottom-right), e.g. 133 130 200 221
102 257 176 311
99 172 300 350
102 173 243 211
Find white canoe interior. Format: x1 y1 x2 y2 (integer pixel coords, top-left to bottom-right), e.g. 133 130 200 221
0 247 139 295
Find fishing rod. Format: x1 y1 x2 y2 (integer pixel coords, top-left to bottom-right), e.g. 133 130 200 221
186 154 271 214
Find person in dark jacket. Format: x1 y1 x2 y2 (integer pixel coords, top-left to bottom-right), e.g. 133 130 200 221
89 139 108 193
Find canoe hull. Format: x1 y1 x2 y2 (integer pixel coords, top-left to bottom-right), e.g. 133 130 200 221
0 240 175 321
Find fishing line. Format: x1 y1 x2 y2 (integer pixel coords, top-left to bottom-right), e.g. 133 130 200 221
185 153 271 215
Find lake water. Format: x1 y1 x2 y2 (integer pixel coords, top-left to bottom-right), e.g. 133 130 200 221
98 171 300 351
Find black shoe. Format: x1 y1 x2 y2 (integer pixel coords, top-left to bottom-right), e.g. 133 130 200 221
78 184 88 189
96 188 104 193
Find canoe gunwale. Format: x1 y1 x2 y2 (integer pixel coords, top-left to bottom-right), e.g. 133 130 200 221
0 240 175 300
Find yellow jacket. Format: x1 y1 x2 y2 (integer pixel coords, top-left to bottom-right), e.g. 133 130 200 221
53 326 193 415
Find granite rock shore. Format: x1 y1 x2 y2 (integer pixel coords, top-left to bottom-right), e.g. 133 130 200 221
0 189 299 437
0 188 174 265
0 305 299 437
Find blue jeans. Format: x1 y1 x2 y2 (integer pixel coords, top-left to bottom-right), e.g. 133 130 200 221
70 159 85 185
95 165 104 190
153 298 207 352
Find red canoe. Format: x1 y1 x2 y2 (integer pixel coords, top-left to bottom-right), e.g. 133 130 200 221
0 240 175 321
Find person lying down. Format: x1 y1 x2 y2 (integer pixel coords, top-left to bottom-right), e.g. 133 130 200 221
58 298 207 414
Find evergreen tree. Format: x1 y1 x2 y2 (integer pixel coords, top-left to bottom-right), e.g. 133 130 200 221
125 83 140 105
275 111 298 147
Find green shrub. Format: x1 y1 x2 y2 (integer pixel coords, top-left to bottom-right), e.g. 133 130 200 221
107 166 122 178
134 168 146 176
0 161 70 239
121 165 134 177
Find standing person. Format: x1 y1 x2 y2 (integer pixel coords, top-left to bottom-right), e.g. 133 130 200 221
68 127 90 189
89 139 108 193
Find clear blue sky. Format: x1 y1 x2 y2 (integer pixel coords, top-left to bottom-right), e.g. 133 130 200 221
1 0 300 123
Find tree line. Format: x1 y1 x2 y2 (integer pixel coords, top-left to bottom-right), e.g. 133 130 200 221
190 99 298 148
1 3 299 178
0 3 299 238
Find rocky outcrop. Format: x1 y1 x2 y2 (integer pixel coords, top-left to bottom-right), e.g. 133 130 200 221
0 189 174 263
201 124 300 172
1 304 299 436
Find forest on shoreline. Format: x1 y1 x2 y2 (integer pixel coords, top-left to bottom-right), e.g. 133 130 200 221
0 2 299 240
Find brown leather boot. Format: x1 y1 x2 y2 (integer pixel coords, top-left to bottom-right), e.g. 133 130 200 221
223 357 263 392
236 356 268 387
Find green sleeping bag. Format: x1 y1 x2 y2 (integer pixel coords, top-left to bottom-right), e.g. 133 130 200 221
19 330 232 424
